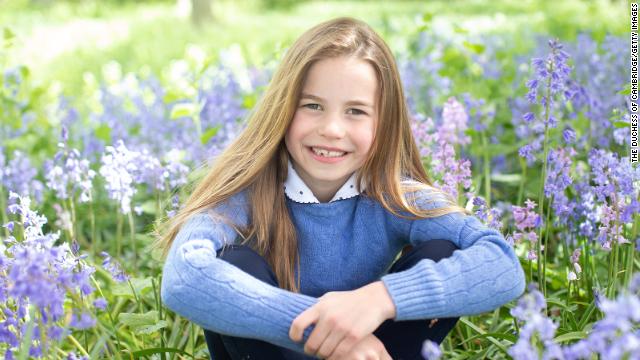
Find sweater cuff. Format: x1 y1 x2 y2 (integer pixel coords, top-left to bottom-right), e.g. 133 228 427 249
380 260 448 321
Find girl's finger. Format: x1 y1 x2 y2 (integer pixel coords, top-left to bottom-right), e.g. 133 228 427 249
317 328 345 359
290 308 318 342
304 319 332 355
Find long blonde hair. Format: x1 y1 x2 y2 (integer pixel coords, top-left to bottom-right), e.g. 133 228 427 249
154 17 470 293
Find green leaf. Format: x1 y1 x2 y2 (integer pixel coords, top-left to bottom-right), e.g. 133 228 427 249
134 320 170 335
484 142 523 157
546 297 572 310
111 277 153 297
118 310 158 328
459 318 510 355
491 173 522 184
89 333 109 358
463 41 485 54
18 65 30 80
3 28 15 42
618 84 631 95
554 331 588 343
170 103 196 120
453 24 468 34
613 121 629 129
95 123 112 143
242 92 258 109
163 88 187 104
200 125 220 145
460 331 517 345
422 12 434 23
139 200 157 215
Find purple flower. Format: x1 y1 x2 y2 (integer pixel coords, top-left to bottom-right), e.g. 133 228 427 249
44 137 96 202
562 274 640 359
0 194 100 355
562 127 576 144
589 149 639 202
69 312 96 330
1 150 44 203
511 200 541 259
67 352 89 360
471 196 504 231
93 298 108 310
99 140 139 214
397 32 452 117
409 98 473 200
100 251 129 283
566 34 628 148
523 112 535 123
438 97 471 146
509 283 562 359
422 339 442 360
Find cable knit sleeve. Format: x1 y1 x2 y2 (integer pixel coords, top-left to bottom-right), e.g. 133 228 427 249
380 190 526 321
160 190 319 354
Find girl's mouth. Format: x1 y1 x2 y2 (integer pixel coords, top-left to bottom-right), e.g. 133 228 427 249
307 146 349 163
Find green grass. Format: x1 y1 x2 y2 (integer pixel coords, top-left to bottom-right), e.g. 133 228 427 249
1 0 628 97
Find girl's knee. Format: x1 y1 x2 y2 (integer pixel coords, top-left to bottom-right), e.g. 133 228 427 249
413 239 459 262
218 244 279 286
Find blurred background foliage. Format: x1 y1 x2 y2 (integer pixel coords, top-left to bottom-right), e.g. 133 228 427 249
0 0 628 98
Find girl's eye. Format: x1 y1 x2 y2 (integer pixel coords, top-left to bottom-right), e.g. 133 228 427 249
302 104 366 116
347 108 366 116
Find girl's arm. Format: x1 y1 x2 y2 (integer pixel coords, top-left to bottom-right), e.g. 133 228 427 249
380 192 526 321
160 193 319 354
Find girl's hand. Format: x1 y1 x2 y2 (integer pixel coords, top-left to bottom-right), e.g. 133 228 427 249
289 281 396 359
327 333 392 360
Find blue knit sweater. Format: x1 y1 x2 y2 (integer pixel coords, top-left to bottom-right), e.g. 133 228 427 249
161 182 526 356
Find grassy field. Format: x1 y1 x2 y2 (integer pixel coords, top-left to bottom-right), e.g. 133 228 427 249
1 0 627 97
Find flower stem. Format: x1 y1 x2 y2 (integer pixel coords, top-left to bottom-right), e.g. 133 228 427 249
91 277 124 359
607 192 622 298
0 185 9 238
517 158 527 207
191 323 196 360
623 212 638 287
67 334 91 358
89 196 97 258
116 211 123 257
582 236 595 303
17 305 36 360
152 277 168 360
127 210 137 272
481 129 491 207
542 194 553 297
537 68 553 297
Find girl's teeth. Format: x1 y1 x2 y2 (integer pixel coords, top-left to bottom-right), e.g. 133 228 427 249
311 147 346 157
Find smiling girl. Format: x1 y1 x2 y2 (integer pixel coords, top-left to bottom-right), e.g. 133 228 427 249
157 17 525 360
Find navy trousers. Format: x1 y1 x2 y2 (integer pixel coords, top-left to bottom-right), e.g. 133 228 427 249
204 239 460 360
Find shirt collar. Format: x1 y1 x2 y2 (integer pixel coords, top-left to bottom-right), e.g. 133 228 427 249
284 159 364 203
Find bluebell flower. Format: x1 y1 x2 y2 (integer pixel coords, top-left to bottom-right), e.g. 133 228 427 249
99 140 139 214
100 251 129 283
422 339 442 360
69 312 96 330
562 127 576 144
1 151 44 203
44 134 96 203
509 283 561 359
0 194 100 356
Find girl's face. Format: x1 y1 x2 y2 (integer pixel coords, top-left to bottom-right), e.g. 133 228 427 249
285 56 378 202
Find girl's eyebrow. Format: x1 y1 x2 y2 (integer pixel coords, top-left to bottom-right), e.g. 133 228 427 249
300 93 373 109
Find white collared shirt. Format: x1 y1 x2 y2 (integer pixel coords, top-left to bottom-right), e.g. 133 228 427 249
284 159 364 203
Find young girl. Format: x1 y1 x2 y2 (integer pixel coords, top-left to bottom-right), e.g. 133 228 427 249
158 17 525 360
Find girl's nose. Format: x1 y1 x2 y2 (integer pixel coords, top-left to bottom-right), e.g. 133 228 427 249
318 113 346 138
